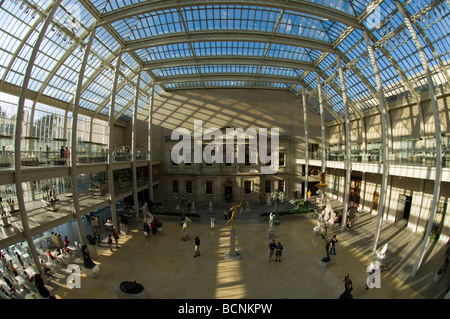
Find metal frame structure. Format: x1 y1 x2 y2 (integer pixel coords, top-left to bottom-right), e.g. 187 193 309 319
0 0 448 279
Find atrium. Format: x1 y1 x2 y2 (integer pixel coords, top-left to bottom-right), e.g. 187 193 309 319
0 0 449 300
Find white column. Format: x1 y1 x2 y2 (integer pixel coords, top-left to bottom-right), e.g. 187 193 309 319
302 87 309 201
14 0 62 273
363 30 390 252
148 85 154 202
131 70 141 218
395 0 443 277
107 54 122 231
71 29 97 246
317 73 327 199
336 55 352 232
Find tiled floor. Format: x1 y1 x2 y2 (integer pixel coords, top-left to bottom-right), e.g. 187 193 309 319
49 202 450 299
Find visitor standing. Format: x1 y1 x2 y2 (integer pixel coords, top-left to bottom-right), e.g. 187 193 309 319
150 220 157 235
64 147 70 165
112 228 119 248
346 214 352 231
268 239 276 262
108 235 114 252
275 242 283 262
194 236 200 257
64 236 70 251
329 235 338 255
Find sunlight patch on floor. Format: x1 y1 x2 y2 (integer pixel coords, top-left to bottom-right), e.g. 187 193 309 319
215 227 247 299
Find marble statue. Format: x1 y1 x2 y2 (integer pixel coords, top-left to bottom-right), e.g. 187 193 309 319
269 212 275 229
266 194 271 207
182 216 192 240
210 217 216 230
142 203 154 223
191 201 196 213
245 201 250 214
208 201 213 214
376 243 388 262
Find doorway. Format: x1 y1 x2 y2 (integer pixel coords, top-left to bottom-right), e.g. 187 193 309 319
225 186 233 202
403 195 412 220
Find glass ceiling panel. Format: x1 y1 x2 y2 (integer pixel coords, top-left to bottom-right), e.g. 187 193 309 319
91 0 145 14
0 0 449 125
304 0 356 15
182 6 281 33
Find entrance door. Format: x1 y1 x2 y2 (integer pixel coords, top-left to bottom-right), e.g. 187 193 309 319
403 196 412 220
225 186 233 202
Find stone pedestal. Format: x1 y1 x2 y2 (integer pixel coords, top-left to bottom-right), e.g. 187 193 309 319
117 286 148 299
119 223 128 236
433 272 443 283
268 228 275 239
87 244 98 259
319 259 332 268
82 264 100 278
225 228 240 260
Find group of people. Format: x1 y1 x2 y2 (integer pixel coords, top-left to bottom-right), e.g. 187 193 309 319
143 218 162 238
59 146 70 163
267 240 284 262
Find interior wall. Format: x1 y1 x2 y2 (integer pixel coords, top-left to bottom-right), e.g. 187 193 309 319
149 88 324 203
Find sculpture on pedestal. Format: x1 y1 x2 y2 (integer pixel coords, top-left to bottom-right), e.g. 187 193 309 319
142 203 154 222
81 244 95 269
339 274 353 299
321 234 331 262
269 212 274 230
266 194 271 207
317 171 328 187
208 201 213 214
226 202 242 228
182 216 192 240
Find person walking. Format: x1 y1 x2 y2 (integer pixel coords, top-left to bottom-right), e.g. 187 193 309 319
107 235 114 252
63 236 70 251
275 242 283 262
329 235 338 255
150 220 157 235
112 228 120 248
268 239 276 262
194 236 200 257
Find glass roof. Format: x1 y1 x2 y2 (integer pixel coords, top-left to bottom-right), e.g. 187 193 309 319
0 0 449 123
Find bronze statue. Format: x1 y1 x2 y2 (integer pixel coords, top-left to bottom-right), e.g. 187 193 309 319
339 274 353 299
81 244 95 269
321 234 331 262
226 202 242 228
